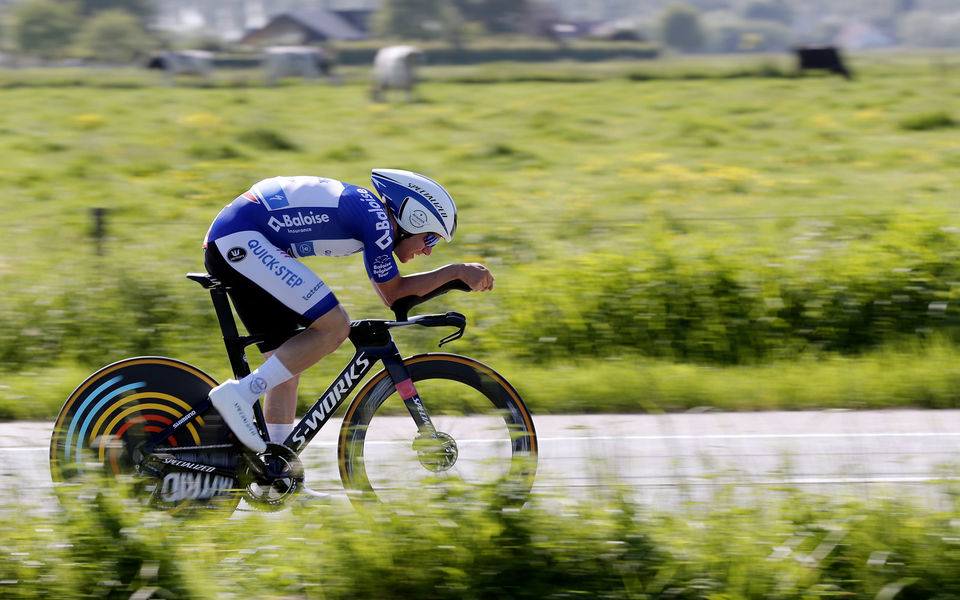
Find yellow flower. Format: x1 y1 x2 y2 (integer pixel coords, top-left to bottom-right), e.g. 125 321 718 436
853 109 883 123
808 114 841 129
70 114 106 130
178 113 224 130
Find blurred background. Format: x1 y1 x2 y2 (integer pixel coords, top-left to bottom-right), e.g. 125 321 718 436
0 0 958 420
2 0 960 60
1 1 959 598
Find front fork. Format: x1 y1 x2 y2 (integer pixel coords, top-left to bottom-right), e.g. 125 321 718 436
382 353 438 438
382 353 459 471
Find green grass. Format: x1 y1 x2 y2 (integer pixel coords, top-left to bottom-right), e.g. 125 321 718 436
1 51 959 417
2 476 960 599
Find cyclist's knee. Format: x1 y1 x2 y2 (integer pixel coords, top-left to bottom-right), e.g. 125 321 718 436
311 305 351 345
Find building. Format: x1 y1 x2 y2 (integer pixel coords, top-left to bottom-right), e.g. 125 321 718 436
239 10 370 45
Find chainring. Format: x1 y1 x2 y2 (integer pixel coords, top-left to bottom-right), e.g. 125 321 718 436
236 443 304 510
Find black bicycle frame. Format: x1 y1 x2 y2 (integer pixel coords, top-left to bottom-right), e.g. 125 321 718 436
283 320 437 454
142 274 466 459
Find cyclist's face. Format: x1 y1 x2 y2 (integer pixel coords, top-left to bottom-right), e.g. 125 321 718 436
394 233 435 263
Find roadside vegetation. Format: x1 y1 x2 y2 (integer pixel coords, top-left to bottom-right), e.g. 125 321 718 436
1 52 959 418
2 476 959 599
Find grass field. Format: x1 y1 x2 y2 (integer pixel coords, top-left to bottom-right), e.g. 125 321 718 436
1 51 959 418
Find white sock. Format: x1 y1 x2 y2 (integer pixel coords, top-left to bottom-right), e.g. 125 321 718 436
236 355 294 406
266 422 295 444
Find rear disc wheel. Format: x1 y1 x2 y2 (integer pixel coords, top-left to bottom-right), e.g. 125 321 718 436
49 357 241 513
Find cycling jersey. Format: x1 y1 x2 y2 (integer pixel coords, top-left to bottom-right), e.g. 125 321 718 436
206 176 398 282
203 176 398 326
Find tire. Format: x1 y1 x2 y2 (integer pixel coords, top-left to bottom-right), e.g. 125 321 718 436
338 353 537 505
49 357 242 513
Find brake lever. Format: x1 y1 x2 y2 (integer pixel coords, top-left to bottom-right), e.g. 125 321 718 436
438 327 464 347
438 311 466 347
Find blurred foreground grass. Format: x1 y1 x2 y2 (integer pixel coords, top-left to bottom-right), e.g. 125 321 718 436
2 475 960 599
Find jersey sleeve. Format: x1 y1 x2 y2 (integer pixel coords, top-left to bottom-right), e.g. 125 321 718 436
341 185 399 283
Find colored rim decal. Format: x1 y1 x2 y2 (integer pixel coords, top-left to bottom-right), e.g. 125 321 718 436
65 378 147 460
52 359 215 477
55 357 217 432
90 391 204 448
98 401 201 461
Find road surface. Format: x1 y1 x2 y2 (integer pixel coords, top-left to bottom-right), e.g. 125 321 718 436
2 409 958 508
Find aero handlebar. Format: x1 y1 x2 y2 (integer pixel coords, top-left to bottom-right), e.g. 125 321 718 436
390 279 472 321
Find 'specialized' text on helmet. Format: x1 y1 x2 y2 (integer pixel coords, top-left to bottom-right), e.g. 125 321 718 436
370 168 457 242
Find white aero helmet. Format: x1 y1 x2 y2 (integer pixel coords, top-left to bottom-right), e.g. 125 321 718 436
370 168 457 242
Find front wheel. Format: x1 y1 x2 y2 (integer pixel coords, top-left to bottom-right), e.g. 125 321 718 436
338 354 538 505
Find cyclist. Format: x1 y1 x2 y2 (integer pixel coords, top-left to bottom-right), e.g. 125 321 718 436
203 169 494 454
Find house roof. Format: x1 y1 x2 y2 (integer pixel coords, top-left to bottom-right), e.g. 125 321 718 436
241 10 368 44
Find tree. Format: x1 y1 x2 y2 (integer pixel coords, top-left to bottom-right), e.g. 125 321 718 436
9 0 81 59
371 0 463 41
74 10 155 63
75 0 155 22
452 0 531 34
659 3 705 52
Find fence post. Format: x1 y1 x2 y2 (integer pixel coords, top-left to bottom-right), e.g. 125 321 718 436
91 207 107 255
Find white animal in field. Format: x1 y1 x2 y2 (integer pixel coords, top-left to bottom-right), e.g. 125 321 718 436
263 46 339 85
371 45 424 102
146 50 214 80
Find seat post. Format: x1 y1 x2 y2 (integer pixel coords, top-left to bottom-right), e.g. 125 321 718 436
194 276 268 439
208 286 252 380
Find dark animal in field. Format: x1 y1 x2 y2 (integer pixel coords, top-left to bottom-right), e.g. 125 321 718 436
794 46 852 79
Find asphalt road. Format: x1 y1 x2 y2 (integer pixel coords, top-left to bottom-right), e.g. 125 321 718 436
3 409 958 509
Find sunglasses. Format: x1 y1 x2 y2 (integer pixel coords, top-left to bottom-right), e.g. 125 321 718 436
423 234 440 247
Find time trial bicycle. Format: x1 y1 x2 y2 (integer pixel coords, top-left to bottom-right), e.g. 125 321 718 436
49 273 538 512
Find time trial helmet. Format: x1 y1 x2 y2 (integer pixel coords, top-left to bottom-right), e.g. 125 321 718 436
370 168 457 242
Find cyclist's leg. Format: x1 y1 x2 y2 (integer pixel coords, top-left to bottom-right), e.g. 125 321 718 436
205 233 345 451
270 305 351 374
261 306 350 443
263 370 300 431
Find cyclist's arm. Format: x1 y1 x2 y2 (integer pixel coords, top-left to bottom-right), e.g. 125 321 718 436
372 263 494 307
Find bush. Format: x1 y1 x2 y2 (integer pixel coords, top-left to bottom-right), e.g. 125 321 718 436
0 264 218 372
899 110 957 131
4 218 957 372
497 218 960 364
334 43 660 65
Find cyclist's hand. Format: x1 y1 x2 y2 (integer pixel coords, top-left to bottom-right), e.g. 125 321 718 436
459 263 494 292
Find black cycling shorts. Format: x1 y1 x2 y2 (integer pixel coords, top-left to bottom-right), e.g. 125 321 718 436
205 240 315 353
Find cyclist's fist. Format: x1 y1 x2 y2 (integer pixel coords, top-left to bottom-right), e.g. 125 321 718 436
459 263 494 292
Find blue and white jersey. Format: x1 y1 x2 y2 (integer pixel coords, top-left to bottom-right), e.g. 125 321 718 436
205 176 399 283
